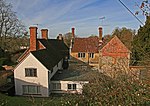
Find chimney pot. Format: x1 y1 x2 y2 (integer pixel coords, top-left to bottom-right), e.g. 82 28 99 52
29 26 38 51
41 29 48 39
58 34 63 40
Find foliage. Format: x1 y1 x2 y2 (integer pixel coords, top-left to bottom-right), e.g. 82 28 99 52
112 27 135 50
0 0 27 51
0 93 79 106
132 16 150 65
135 0 150 16
79 71 150 106
63 32 72 47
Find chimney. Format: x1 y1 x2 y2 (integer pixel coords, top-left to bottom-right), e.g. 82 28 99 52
57 34 63 40
29 27 38 51
41 29 48 39
99 27 103 42
71 28 75 38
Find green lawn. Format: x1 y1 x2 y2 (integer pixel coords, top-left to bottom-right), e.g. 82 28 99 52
0 93 79 106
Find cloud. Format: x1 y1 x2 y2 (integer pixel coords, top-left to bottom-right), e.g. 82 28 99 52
6 0 145 38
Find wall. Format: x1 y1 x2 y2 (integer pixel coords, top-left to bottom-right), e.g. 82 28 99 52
48 59 63 94
14 53 49 97
50 81 89 94
71 52 99 67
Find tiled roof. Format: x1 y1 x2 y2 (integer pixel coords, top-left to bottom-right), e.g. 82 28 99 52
101 36 130 57
51 57 111 81
39 39 69 57
31 39 69 70
71 36 99 53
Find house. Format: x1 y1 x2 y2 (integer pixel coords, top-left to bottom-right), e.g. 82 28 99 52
99 36 131 76
70 27 103 67
14 27 88 97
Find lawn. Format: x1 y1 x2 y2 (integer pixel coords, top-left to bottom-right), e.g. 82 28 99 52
0 93 79 106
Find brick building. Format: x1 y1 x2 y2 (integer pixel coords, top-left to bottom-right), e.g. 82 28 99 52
99 36 131 76
70 27 103 67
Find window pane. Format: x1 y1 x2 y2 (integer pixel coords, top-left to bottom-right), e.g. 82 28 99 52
83 53 85 58
23 85 28 94
73 84 76 90
53 83 61 90
28 86 36 94
78 53 80 58
68 84 76 90
37 86 40 94
25 68 37 77
22 85 40 94
68 84 72 89
33 69 37 76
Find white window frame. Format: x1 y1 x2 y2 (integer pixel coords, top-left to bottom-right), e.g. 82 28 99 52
78 53 86 58
89 53 94 58
67 84 77 90
25 68 37 77
52 83 61 90
22 85 41 95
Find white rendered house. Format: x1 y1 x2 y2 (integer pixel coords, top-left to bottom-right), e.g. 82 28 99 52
14 27 89 97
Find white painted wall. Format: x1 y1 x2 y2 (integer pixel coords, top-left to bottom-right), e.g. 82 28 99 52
48 59 63 94
49 59 63 80
14 53 49 97
50 81 89 94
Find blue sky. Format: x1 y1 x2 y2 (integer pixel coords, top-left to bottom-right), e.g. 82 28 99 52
7 0 146 38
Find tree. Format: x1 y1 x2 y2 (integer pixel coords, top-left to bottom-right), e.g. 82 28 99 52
132 16 150 65
135 0 150 16
63 32 72 47
112 27 135 50
0 0 26 51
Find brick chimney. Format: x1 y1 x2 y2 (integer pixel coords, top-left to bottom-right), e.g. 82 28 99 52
41 29 48 39
71 28 75 38
99 27 103 42
29 27 38 51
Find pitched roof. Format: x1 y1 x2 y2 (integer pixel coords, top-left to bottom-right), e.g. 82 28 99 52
39 39 69 56
101 36 130 57
30 39 69 70
17 39 69 70
39 39 69 51
71 36 99 53
31 49 61 70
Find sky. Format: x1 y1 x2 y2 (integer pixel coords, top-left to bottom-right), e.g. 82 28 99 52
7 0 147 38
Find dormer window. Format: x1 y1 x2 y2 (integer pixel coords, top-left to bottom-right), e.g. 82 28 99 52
25 68 37 77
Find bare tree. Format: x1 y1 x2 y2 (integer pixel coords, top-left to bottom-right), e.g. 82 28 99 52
0 0 26 50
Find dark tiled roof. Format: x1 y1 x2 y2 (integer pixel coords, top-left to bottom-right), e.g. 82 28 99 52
51 57 111 81
31 49 61 70
51 57 94 81
71 36 99 53
31 39 69 70
39 39 69 56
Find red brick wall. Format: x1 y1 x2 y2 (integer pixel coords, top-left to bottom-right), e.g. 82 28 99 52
29 27 37 51
41 29 48 39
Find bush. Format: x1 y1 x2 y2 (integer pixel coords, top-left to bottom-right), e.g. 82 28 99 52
79 72 150 106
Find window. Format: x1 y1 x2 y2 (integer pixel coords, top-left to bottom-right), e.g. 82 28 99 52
22 85 40 94
68 84 76 90
25 68 37 77
89 53 94 58
78 53 85 58
52 83 61 90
